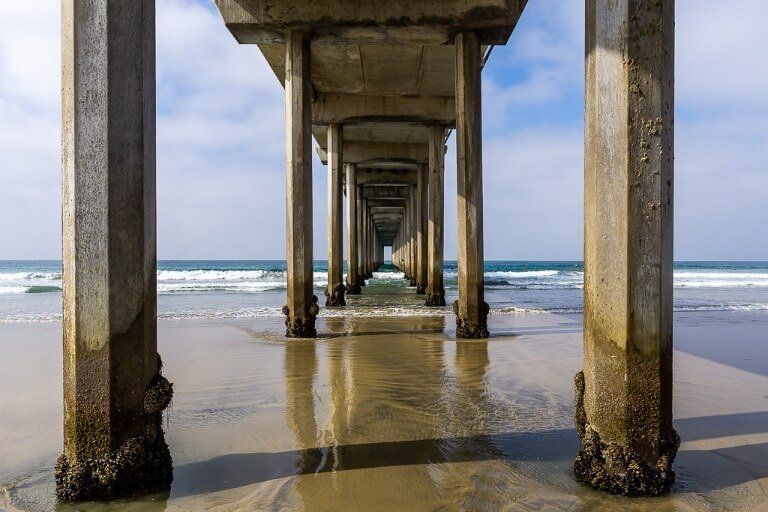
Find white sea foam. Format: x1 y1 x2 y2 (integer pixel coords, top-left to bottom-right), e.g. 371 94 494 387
0 286 30 295
485 270 563 278
0 272 61 281
372 271 406 280
673 270 768 288
2 267 768 296
157 269 272 281
3 302 768 323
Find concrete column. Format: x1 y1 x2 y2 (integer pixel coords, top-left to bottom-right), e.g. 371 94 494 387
575 0 677 496
454 31 488 338
377 232 383 269
346 163 361 294
364 202 372 279
283 30 318 338
325 123 345 307
58 0 173 501
402 203 409 277
416 164 428 294
408 187 417 287
359 196 367 287
426 125 446 306
394 230 401 270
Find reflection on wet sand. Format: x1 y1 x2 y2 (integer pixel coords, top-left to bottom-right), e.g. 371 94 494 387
176 316 768 511
5 312 768 511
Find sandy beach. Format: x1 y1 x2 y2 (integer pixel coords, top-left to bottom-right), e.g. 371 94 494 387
2 299 768 511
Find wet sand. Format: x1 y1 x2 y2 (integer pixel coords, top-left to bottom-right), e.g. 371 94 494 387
2 303 768 510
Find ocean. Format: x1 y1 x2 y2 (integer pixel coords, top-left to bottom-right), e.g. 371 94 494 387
1 260 767 323
3 261 768 511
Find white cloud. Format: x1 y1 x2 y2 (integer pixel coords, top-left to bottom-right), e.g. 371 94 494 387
476 0 768 260
0 3 61 259
0 0 765 260
677 1 768 110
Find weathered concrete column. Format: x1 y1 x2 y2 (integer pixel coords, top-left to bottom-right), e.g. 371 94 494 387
58 0 173 501
416 164 428 294
575 0 677 496
283 30 319 338
394 229 402 270
359 196 367 287
454 31 488 338
364 202 373 279
426 126 446 306
346 163 361 294
408 186 417 287
376 232 383 269
397 229 402 269
325 123 345 307
402 202 409 277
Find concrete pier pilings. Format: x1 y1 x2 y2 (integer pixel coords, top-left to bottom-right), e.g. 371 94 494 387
416 164 429 295
326 123 346 307
283 30 318 338
214 0 530 339
575 0 677 496
346 163 362 295
58 0 172 501
408 186 418 288
358 196 367 287
426 126 447 307
55 0 680 500
454 31 488 339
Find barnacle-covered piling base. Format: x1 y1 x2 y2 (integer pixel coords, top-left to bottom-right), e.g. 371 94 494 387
325 283 347 307
425 289 446 306
283 296 320 338
573 371 679 496
454 301 489 339
55 360 174 502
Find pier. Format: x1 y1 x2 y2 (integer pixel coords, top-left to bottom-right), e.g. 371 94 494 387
58 0 676 501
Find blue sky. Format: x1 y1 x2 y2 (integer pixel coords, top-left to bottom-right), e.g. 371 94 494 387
0 1 766 261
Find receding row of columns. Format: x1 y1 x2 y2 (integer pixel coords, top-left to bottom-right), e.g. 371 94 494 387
58 0 674 501
281 32 486 342
339 32 485 336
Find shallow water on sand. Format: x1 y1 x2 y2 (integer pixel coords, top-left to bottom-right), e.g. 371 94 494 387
2 296 768 510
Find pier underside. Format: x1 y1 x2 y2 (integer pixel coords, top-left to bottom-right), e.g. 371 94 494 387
57 0 677 503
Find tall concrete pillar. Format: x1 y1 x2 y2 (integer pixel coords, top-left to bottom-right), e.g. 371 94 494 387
575 0 677 496
57 0 173 501
454 31 488 338
408 186 417 287
377 231 383 269
364 202 372 279
359 196 367 287
395 229 402 270
402 202 409 277
325 123 345 307
283 30 318 338
426 126 446 306
346 163 361 294
416 164 428 294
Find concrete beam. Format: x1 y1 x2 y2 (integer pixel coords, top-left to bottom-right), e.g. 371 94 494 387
317 141 429 165
367 198 408 208
313 93 456 125
576 0 677 497
214 0 528 45
361 185 410 199
354 168 418 186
